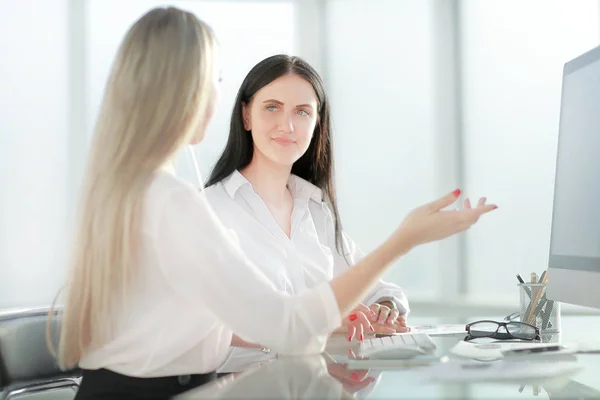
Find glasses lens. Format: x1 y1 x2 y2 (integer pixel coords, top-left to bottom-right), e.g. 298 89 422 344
469 321 499 337
506 322 537 340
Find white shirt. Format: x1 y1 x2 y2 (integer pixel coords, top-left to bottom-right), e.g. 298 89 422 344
78 170 342 377
203 171 409 372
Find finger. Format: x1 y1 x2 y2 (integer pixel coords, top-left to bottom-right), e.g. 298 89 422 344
447 204 497 226
355 303 376 319
358 322 364 342
427 189 461 212
347 324 356 342
367 303 381 322
463 198 472 209
386 309 400 325
477 197 487 207
464 204 498 225
377 306 391 325
372 323 396 334
476 203 497 214
396 316 407 327
395 326 411 333
354 311 374 333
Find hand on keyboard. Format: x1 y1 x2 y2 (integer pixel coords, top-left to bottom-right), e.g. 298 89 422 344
333 304 379 342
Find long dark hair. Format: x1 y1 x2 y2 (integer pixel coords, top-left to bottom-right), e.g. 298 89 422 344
206 54 346 255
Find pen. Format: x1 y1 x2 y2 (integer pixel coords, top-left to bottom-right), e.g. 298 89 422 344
530 272 538 283
516 274 531 298
542 299 555 330
525 271 548 325
538 270 547 284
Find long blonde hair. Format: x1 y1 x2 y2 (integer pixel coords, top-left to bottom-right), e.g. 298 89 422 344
49 7 217 369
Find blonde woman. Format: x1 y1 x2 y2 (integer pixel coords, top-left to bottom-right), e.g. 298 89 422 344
53 6 496 399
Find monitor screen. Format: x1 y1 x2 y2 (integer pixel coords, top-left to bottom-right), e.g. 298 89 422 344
549 49 600 268
547 45 600 309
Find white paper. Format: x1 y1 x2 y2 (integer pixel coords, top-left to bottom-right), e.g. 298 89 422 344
409 324 467 336
449 340 577 362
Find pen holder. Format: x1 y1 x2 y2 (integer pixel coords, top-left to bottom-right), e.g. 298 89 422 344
519 283 561 334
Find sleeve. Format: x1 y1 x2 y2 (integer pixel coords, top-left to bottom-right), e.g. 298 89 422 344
318 204 410 316
153 186 342 355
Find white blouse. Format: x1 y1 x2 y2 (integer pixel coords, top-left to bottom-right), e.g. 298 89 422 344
78 170 342 377
203 171 409 372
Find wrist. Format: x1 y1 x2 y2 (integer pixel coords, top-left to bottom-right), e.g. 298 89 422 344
387 227 415 257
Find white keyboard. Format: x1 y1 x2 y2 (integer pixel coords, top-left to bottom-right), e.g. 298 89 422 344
359 333 437 359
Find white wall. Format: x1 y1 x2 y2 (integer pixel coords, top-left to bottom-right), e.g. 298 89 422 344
0 0 297 309
324 0 442 299
87 0 296 186
0 0 70 308
460 0 600 304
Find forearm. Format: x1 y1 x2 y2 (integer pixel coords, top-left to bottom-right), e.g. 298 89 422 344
330 235 412 318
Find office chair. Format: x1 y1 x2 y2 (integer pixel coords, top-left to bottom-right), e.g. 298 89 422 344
0 307 80 399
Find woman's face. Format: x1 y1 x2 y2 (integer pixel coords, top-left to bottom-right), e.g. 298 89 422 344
243 73 319 167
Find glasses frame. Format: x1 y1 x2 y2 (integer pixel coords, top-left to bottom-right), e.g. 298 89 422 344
464 320 541 342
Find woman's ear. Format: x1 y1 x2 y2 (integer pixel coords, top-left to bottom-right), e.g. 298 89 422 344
242 102 251 131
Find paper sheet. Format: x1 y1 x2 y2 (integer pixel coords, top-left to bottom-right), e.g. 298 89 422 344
409 324 467 336
449 340 577 361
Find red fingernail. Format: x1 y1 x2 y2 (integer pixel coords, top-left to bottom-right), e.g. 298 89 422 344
492 205 498 209
351 372 360 381
369 325 375 332
360 334 364 341
452 189 461 197
349 314 357 321
347 335 352 342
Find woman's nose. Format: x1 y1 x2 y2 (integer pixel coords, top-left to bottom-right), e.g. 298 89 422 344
277 113 294 134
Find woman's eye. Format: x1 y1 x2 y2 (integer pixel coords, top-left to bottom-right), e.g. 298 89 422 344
266 105 278 112
297 109 309 116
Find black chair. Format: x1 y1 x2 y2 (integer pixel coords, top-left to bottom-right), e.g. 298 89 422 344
0 307 80 399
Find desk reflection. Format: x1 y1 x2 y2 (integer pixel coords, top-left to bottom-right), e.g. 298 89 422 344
175 355 358 399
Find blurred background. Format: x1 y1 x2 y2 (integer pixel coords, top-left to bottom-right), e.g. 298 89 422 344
1 0 599 317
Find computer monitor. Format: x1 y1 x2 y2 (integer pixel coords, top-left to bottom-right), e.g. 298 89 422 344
546 45 600 310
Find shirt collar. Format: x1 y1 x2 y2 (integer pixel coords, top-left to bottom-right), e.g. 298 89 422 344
222 170 251 199
222 170 323 203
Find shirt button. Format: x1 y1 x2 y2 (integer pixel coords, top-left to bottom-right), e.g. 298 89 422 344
178 375 191 386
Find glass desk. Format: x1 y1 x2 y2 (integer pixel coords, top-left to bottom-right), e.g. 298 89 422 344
176 316 600 399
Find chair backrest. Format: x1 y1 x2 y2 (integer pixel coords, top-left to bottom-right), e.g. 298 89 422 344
0 307 80 400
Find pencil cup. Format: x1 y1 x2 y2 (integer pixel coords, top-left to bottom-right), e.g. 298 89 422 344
519 283 561 333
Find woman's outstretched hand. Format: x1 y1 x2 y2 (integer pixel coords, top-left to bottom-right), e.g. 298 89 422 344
395 189 496 248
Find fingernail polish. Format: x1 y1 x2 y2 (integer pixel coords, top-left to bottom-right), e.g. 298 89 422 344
452 189 461 197
369 326 375 332
360 334 364 341
349 314 357 321
351 372 360 381
492 205 498 209
347 335 352 342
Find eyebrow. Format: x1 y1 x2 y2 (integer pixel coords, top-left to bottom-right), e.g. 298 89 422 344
262 99 314 109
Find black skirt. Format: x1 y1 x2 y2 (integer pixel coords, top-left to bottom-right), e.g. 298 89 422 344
75 368 216 399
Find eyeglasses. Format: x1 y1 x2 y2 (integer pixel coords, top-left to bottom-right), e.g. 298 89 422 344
465 320 540 342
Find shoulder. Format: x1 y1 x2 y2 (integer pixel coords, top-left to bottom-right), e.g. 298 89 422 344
201 181 227 202
141 171 203 235
147 170 198 202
